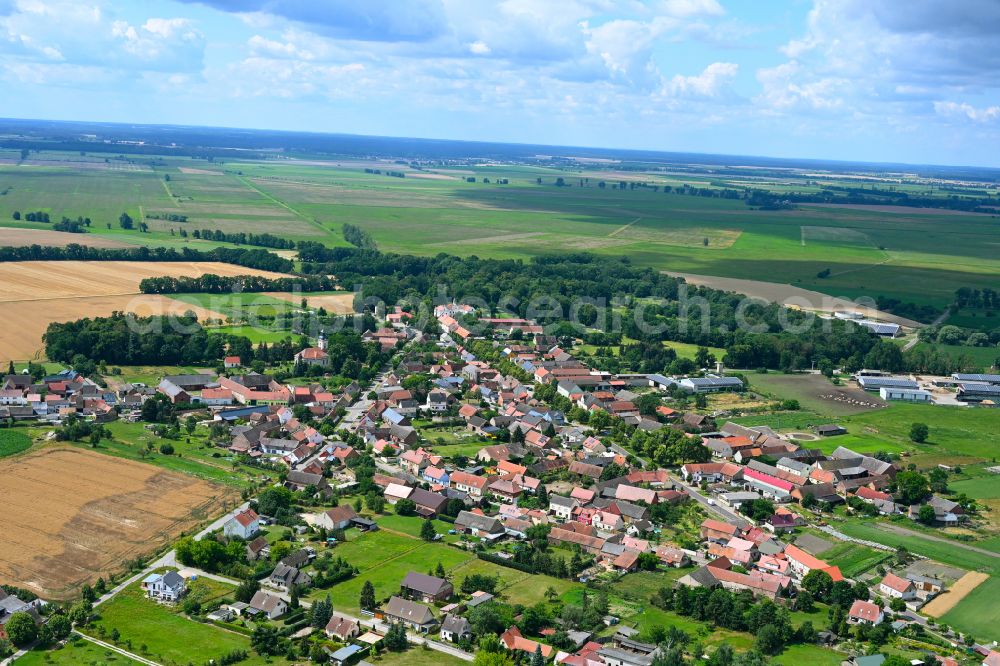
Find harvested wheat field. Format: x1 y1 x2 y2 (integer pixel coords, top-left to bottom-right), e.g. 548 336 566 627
0 260 288 361
265 291 355 314
0 260 288 301
0 294 226 363
922 571 990 617
0 446 233 599
0 228 133 248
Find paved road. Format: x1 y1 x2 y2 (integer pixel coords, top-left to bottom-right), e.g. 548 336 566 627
668 472 749 529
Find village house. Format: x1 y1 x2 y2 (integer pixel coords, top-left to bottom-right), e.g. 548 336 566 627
248 590 288 619
382 596 437 632
325 615 361 641
455 511 506 539
848 599 884 625
879 573 916 601
314 505 358 531
141 571 187 602
223 508 261 540
400 571 453 602
440 614 473 643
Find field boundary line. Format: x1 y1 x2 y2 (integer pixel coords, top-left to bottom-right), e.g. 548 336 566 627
237 176 329 235
608 217 641 238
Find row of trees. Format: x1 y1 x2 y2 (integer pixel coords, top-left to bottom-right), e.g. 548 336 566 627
0 243 293 272
139 273 335 294
191 228 296 249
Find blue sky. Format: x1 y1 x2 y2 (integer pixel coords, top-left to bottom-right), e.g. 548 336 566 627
1 0 999 166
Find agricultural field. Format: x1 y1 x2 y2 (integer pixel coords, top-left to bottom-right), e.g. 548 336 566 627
0 226 132 247
0 445 234 599
0 260 288 362
836 519 1000 640
4 155 1000 311
266 290 354 314
748 372 887 416
0 429 32 457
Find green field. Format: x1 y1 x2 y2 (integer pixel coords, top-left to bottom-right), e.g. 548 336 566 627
4 155 1000 309
87 421 258 488
738 374 1000 467
909 342 999 369
305 528 473 613
837 519 1000 640
16 636 142 665
90 577 291 666
820 541 892 578
0 429 32 457
207 324 300 343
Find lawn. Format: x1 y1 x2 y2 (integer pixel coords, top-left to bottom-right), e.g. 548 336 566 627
738 399 1000 468
837 520 996 573
0 429 32 458
306 528 472 613
16 636 142 665
909 342 998 371
205 324 298 344
89 421 253 487
946 472 1000 500
376 513 462 542
89 578 288 666
371 644 469 666
820 541 892 578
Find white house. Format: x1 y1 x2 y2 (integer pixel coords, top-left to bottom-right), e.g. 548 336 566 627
878 573 916 601
141 571 187 602
223 508 261 540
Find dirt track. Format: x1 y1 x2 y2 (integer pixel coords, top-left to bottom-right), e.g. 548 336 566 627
0 446 234 599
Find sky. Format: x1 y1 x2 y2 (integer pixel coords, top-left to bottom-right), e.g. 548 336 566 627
1 0 999 167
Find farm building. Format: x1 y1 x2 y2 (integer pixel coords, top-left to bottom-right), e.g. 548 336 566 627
879 387 933 402
678 376 744 393
951 373 1000 385
854 320 901 337
857 376 918 392
957 382 1000 403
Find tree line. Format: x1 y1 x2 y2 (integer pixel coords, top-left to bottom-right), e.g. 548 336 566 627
139 273 336 294
191 228 296 249
0 243 292 272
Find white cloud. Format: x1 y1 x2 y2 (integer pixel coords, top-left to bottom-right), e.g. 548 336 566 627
934 101 1000 123
665 61 737 97
467 40 490 55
